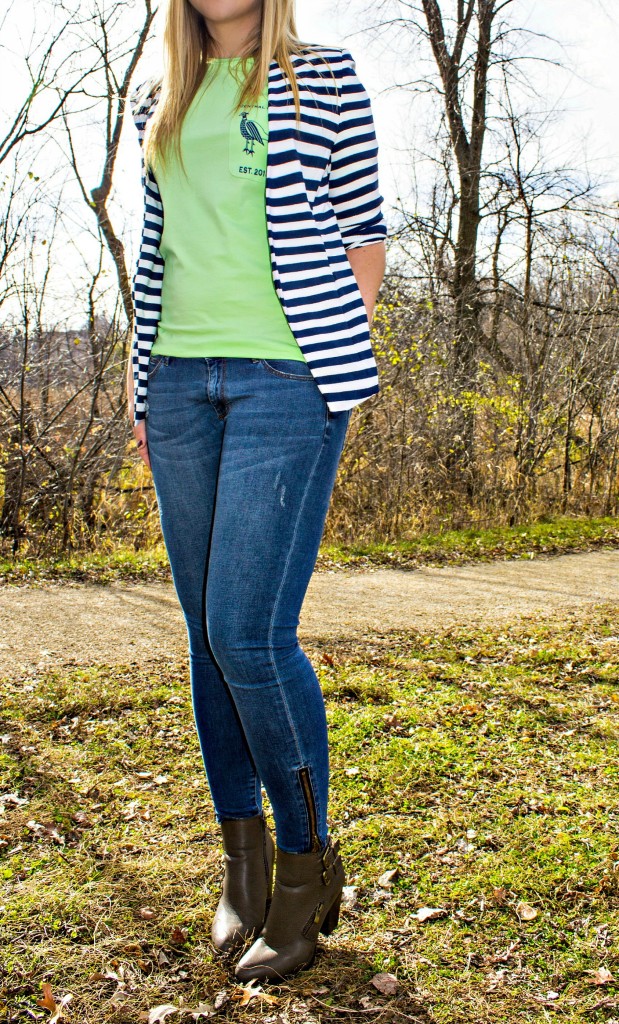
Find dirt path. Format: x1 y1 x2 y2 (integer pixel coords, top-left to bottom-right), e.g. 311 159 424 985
2 548 618 676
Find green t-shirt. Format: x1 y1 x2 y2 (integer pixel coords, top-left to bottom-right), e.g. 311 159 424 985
151 57 306 362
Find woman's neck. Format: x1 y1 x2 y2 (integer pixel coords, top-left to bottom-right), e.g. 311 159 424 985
205 17 259 59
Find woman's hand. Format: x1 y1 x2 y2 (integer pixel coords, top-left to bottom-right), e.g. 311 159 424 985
132 416 151 470
127 356 151 470
346 241 386 325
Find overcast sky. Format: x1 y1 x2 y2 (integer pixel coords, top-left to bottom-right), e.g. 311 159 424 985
1 0 618 322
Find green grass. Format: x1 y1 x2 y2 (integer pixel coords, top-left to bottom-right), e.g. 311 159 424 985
1 604 618 1022
1 514 618 585
320 513 619 569
0 544 172 586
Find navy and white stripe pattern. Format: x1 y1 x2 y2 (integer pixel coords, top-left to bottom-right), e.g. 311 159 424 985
129 45 387 420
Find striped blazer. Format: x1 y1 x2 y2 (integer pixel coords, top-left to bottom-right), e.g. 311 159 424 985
129 44 387 421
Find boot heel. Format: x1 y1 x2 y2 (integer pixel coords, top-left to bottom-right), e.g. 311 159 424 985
320 893 341 936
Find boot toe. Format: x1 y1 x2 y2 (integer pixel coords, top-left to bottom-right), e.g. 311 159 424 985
235 937 314 982
212 909 252 952
235 938 277 982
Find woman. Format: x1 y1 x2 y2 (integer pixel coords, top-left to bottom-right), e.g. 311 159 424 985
126 0 386 983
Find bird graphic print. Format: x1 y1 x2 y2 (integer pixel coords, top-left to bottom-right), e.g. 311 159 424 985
239 111 265 155
229 100 268 180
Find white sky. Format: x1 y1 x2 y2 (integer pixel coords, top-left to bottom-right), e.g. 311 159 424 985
1 0 618 324
123 0 619 206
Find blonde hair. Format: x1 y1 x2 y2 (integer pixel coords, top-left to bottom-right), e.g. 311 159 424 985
143 0 324 175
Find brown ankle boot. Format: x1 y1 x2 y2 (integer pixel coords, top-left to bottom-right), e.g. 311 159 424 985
211 813 275 953
234 834 345 982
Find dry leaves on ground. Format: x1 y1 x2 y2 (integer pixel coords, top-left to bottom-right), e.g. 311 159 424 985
36 984 73 1023
377 868 400 888
515 901 538 921
590 967 615 985
371 972 399 996
415 906 447 922
231 981 279 1007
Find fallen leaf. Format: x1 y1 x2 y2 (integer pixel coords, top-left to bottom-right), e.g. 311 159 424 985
213 991 229 1010
170 925 188 944
2 792 28 806
148 1004 178 1023
371 972 399 996
515 902 538 921
71 811 93 827
378 868 399 888
37 984 57 1013
458 703 484 715
37 984 73 1023
590 967 615 986
341 885 358 907
186 1003 214 1019
492 887 509 905
416 906 447 922
232 980 278 1007
359 995 383 1010
485 969 506 992
139 907 157 920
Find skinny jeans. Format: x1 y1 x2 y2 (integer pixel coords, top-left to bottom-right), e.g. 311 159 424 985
145 354 351 853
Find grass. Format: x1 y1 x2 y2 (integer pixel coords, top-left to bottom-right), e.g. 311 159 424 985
320 514 619 570
1 603 618 1022
1 514 618 585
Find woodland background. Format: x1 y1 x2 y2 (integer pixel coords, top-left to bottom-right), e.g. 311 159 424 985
1 0 618 556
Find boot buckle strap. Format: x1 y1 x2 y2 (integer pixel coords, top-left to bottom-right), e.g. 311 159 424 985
322 840 337 870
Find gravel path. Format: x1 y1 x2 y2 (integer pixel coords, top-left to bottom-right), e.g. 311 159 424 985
2 549 618 675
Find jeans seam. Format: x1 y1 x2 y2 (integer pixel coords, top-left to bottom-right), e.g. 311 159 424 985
266 404 330 837
221 357 231 416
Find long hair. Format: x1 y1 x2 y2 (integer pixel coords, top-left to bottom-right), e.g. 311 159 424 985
143 0 320 175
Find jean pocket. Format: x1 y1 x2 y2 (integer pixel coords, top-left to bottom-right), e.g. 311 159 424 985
147 354 166 381
259 358 314 381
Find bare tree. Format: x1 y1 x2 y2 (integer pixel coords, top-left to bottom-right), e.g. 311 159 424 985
363 4 544 463
62 0 155 328
0 0 158 553
0 0 104 168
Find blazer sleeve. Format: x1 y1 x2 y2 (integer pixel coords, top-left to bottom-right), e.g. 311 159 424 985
127 77 165 423
328 49 387 251
129 77 158 186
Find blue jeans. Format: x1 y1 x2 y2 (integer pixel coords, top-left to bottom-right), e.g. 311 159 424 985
145 355 351 853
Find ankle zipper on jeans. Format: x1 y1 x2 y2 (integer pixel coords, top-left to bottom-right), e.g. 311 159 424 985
298 766 321 852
